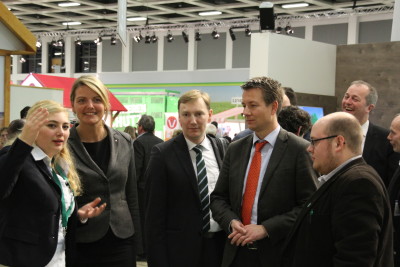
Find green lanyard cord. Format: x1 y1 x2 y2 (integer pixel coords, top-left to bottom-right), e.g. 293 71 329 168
51 164 74 228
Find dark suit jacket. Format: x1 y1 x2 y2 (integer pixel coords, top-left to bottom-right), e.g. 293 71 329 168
388 166 400 264
210 129 317 267
144 134 223 267
68 125 141 247
364 122 400 186
281 158 394 267
0 138 77 267
134 132 163 191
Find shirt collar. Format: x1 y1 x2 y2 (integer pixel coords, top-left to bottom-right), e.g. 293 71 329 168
251 125 281 147
361 120 369 137
317 155 362 186
184 135 211 151
31 146 52 168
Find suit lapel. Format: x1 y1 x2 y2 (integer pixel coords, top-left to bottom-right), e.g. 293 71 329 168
35 159 61 195
173 134 199 198
106 126 118 177
68 126 107 179
362 123 374 157
207 135 223 169
259 129 288 195
388 166 400 204
235 135 254 207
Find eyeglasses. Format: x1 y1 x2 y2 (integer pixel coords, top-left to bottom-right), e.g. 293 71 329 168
310 135 337 147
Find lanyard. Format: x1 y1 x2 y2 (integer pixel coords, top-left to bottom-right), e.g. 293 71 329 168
51 165 74 228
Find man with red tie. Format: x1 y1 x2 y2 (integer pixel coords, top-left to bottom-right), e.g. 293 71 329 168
210 76 317 267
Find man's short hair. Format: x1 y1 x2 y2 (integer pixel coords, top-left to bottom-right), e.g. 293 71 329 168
206 124 218 136
283 87 297 106
20 106 30 119
278 106 311 136
138 115 156 132
350 80 378 106
178 90 211 110
324 112 363 154
241 76 284 113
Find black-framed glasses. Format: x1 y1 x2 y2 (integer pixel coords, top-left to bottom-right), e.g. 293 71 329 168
310 135 338 147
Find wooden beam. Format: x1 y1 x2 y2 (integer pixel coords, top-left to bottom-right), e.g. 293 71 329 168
0 2 36 54
4 55 11 126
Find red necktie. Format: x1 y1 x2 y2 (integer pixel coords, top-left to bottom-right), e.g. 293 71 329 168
241 140 268 225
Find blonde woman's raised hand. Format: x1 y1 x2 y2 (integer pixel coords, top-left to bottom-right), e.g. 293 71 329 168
19 108 49 146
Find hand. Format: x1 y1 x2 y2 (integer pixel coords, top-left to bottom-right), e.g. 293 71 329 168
229 223 268 246
78 197 106 221
228 220 247 246
19 108 49 146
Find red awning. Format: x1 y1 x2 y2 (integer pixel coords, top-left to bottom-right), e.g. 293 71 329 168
26 74 127 112
211 107 244 123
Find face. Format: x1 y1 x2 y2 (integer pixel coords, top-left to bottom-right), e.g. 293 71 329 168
341 84 374 124
35 112 70 158
0 130 8 145
179 97 212 144
307 121 337 175
242 88 278 139
72 85 106 126
388 116 400 153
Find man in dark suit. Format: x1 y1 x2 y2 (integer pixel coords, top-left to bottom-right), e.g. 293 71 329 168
342 80 400 186
387 114 400 266
134 114 163 260
145 90 226 267
210 76 317 267
282 112 393 267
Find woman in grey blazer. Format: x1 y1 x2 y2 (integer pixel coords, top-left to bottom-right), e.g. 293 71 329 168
68 75 141 266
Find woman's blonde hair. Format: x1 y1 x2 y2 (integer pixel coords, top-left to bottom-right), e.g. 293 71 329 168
27 100 82 195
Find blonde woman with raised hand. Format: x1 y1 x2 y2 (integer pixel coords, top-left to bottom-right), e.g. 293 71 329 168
0 100 106 267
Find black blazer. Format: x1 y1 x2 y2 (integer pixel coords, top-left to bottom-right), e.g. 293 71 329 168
388 166 400 262
363 122 400 186
134 132 163 191
281 158 394 267
144 134 223 267
68 125 141 247
210 129 317 267
0 139 77 267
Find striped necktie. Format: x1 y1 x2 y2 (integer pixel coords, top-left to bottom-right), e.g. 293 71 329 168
192 145 211 232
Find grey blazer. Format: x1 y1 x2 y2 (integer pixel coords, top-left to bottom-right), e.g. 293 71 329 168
210 128 317 267
68 125 141 245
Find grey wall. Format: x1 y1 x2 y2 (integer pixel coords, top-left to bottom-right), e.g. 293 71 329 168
291 26 306 39
313 23 348 45
359 20 393 44
164 34 188 70
102 39 122 72
132 39 158 71
197 33 226 69
232 32 251 68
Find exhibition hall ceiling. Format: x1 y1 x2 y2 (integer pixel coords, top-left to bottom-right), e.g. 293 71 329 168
3 0 394 33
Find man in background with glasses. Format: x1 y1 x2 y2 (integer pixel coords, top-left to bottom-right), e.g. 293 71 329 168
281 112 393 267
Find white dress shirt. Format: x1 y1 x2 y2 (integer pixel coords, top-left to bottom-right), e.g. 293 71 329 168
185 136 222 232
317 155 362 187
361 120 369 152
243 126 281 225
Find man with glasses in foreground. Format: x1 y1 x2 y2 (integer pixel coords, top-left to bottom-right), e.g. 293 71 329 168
281 112 393 267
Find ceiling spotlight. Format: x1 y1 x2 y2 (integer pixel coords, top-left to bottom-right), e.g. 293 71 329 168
51 39 57 47
145 32 151 44
151 33 158 43
58 2 81 7
229 28 236 41
167 31 174 42
199 11 222 16
133 31 143 43
75 36 82 45
182 30 189 43
19 57 26 63
211 29 220 39
276 26 282 34
245 28 252 37
94 36 102 45
36 38 42 48
111 35 117 45
282 2 309 8
285 25 294 35
57 38 64 47
195 30 201 41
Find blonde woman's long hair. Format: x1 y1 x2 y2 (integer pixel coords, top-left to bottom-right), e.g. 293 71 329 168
27 100 82 196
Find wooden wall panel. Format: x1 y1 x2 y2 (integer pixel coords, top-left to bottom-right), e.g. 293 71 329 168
336 41 400 128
